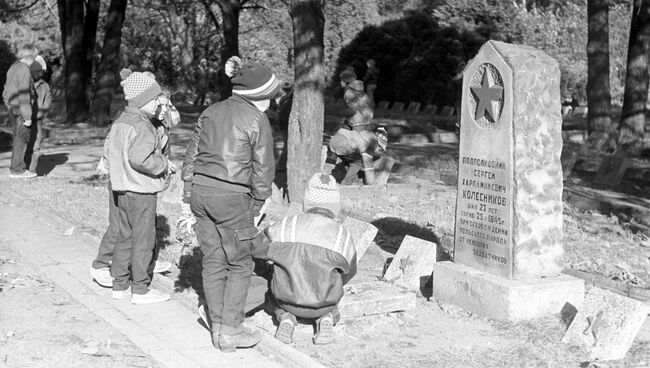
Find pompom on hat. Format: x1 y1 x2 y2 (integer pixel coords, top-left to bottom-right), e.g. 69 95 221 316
120 71 162 107
225 56 280 101
303 173 341 216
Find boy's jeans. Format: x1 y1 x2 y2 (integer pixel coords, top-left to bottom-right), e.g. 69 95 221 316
25 119 44 173
191 184 259 335
93 183 120 270
111 191 157 294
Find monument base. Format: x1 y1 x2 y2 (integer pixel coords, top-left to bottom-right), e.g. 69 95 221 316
432 261 584 321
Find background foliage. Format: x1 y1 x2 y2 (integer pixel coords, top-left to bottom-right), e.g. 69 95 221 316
0 0 633 107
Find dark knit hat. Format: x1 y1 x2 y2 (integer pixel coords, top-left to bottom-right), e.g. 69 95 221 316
225 56 280 101
29 61 42 73
303 173 341 216
120 71 163 107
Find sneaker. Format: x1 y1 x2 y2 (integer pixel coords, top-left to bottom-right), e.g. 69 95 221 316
153 260 172 274
90 267 112 288
112 286 130 300
275 314 297 344
314 313 334 345
218 327 263 353
9 171 37 179
131 288 170 305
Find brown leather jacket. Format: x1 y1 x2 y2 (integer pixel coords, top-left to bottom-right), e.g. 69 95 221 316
182 94 275 200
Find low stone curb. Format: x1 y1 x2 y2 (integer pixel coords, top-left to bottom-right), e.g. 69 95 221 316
6 190 328 368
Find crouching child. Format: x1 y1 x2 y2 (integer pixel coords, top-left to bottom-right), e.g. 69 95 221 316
103 71 175 304
257 173 357 344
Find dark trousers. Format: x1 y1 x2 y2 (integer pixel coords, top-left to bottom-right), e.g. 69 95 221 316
111 191 157 294
269 293 340 325
93 183 120 269
8 111 31 174
191 184 259 335
25 119 44 173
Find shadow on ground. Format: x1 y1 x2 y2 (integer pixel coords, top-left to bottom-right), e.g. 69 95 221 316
36 153 69 176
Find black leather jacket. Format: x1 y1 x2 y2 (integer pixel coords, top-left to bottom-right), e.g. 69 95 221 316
182 94 275 200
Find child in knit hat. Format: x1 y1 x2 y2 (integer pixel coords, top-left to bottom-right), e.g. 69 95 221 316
99 71 175 304
255 172 357 345
327 125 388 185
181 56 278 352
90 69 176 289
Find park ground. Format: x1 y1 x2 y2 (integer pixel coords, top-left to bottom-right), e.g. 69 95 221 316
1 105 650 367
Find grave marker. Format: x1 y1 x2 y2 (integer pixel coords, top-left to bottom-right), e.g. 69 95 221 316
391 102 405 112
342 216 378 263
376 101 390 110
383 235 439 292
439 106 455 116
433 40 583 321
562 287 650 361
406 102 421 114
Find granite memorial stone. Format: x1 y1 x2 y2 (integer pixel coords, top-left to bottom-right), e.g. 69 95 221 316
454 40 564 280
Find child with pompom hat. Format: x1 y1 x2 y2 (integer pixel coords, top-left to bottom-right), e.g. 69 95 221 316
181 56 279 352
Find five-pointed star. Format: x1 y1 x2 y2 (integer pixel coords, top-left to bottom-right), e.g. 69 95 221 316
470 72 503 121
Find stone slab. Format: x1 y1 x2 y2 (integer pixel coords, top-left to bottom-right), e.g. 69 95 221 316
432 261 584 321
339 281 417 318
375 156 395 185
342 216 378 263
454 40 564 280
562 287 650 361
383 235 439 292
594 155 631 186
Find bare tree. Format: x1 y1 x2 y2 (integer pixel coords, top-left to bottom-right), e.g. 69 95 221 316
286 0 325 202
617 0 650 155
57 0 99 124
585 0 613 150
89 0 128 126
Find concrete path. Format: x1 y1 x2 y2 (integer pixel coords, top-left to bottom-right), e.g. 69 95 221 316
0 192 286 368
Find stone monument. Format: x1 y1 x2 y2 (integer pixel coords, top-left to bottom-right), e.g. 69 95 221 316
433 41 584 321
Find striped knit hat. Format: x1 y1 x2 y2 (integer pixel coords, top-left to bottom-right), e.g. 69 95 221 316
225 56 280 101
120 71 163 107
303 173 341 216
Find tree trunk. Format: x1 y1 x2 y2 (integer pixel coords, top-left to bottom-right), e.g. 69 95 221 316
585 0 613 151
89 0 127 126
286 0 325 203
216 0 241 100
83 0 100 106
618 0 650 155
58 0 90 124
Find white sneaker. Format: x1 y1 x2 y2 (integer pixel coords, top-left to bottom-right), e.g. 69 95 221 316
132 288 170 304
9 171 37 179
112 286 130 300
90 267 112 288
153 260 172 274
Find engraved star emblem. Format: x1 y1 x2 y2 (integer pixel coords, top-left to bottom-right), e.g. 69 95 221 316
470 71 503 122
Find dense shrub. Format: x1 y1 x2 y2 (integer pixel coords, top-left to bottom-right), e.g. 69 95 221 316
0 40 16 101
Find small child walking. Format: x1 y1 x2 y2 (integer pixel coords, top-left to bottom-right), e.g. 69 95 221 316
102 71 175 304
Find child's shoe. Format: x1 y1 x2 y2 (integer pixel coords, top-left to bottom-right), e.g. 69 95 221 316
314 312 334 345
274 313 297 344
131 288 170 304
217 327 262 353
112 286 130 300
90 267 112 287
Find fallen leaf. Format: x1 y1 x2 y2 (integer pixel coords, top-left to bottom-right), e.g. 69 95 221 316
64 227 75 236
6 331 14 337
80 346 98 355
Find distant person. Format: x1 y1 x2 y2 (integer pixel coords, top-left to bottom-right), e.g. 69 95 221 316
194 59 209 106
91 69 176 288
339 66 357 91
3 43 36 179
342 80 373 132
256 173 357 345
328 125 388 185
100 71 176 304
181 56 279 352
363 59 379 105
24 60 51 174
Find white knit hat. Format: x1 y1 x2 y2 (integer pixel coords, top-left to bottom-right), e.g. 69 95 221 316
120 72 162 107
303 173 341 216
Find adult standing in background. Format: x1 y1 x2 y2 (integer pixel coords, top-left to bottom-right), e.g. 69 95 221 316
182 56 279 353
3 43 36 179
363 59 379 106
